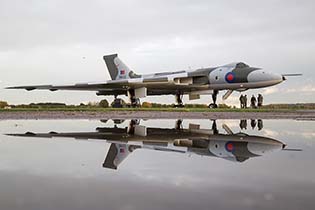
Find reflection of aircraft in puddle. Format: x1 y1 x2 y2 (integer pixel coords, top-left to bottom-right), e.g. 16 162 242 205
8 119 289 170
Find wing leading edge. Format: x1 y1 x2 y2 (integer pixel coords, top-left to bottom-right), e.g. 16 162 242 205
6 76 210 96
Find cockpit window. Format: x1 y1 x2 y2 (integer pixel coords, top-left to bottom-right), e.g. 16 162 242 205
236 62 249 68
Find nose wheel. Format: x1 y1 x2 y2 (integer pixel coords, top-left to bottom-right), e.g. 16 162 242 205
208 90 219 108
208 104 218 108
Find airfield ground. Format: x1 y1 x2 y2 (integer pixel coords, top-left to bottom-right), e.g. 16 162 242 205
0 108 315 120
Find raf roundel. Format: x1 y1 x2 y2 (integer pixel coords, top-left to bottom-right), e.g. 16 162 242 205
225 72 235 83
225 142 235 152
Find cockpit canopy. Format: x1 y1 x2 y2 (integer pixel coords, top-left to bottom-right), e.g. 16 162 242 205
235 62 249 68
224 62 250 68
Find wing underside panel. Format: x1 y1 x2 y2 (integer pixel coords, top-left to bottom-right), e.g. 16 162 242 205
7 80 210 96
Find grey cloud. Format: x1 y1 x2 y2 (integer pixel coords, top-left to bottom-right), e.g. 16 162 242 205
1 0 314 50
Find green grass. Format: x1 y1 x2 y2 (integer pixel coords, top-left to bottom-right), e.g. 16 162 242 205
0 107 306 112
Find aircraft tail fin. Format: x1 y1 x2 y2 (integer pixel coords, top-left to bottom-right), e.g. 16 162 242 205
103 54 141 80
103 143 139 170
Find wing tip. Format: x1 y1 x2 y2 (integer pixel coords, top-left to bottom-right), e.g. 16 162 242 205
5 86 36 91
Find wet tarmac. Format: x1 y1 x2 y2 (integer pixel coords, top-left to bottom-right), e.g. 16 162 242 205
1 110 315 120
0 119 314 210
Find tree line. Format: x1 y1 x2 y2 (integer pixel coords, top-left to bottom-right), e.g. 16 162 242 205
1 99 315 109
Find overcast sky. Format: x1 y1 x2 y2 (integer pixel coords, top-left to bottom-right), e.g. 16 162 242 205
0 0 314 106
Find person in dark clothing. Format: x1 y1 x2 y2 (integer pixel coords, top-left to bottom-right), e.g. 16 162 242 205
240 119 247 130
251 119 257 129
250 95 257 108
257 94 263 107
257 119 263 130
239 94 244 108
244 95 248 108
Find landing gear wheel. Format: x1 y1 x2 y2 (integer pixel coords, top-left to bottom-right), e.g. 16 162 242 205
208 90 219 109
112 98 124 108
173 104 185 108
208 103 218 108
132 98 141 108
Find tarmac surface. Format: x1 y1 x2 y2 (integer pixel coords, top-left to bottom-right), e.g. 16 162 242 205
0 110 315 120
1 118 315 210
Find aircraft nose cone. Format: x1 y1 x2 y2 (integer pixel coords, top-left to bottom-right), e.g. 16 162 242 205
248 69 283 84
247 141 284 156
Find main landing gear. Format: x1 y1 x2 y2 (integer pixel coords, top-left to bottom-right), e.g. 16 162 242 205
110 90 140 108
112 95 124 108
208 90 219 108
174 93 184 108
128 89 141 108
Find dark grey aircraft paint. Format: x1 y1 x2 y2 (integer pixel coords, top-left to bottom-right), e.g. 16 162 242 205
103 54 119 80
231 67 259 83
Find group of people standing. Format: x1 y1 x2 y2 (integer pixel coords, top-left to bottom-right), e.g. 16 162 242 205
239 94 263 108
240 119 263 130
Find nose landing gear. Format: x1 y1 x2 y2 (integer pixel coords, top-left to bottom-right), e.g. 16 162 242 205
174 93 184 108
208 90 219 108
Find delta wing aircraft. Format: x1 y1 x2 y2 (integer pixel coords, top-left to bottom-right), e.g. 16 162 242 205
8 119 296 170
7 54 301 107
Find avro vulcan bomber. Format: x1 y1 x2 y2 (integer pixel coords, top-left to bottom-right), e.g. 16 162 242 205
7 54 300 107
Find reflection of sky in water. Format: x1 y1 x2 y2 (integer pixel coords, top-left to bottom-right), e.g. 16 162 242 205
0 119 314 210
